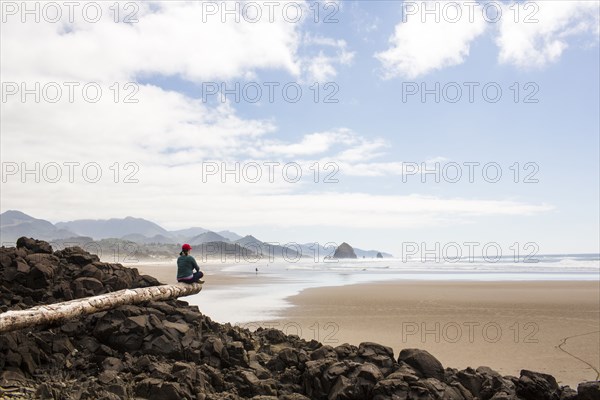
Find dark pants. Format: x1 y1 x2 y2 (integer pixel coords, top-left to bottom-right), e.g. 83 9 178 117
178 271 204 283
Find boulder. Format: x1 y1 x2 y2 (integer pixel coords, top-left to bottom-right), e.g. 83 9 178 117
16 237 53 254
303 359 337 398
560 386 578 400
27 262 56 289
268 348 301 372
55 246 99 266
329 375 358 399
480 374 517 400
226 369 277 397
258 328 289 344
398 348 445 381
311 345 339 361
80 264 104 281
335 343 358 360
577 381 600 400
516 370 560 400
357 342 395 375
454 367 485 397
0 252 13 268
227 341 249 367
372 377 410 399
145 334 183 358
249 360 272 379
201 336 229 368
72 277 104 297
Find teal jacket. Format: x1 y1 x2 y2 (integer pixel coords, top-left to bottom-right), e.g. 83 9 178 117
177 254 200 279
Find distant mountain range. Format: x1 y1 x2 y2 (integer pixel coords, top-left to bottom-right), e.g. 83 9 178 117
0 210 77 243
0 210 393 259
55 217 169 239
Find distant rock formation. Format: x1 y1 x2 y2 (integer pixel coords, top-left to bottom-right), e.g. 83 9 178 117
376 252 383 258
333 242 357 259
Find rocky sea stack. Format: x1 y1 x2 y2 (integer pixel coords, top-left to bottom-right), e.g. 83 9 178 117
332 242 357 259
0 238 597 399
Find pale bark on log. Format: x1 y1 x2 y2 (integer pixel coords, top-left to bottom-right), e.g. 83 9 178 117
0 283 202 334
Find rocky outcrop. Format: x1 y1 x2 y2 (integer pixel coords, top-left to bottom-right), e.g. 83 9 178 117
0 238 592 399
333 242 357 259
376 252 383 258
577 381 600 400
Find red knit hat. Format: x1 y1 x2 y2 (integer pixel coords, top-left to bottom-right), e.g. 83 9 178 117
182 244 192 251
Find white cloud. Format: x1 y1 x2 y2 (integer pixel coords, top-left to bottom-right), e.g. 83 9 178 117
0 1 350 83
375 1 487 79
0 84 276 164
334 137 388 163
375 1 599 78
496 1 600 68
259 129 357 157
302 35 355 82
306 52 339 82
333 162 407 177
333 158 450 177
0 1 360 169
251 128 392 161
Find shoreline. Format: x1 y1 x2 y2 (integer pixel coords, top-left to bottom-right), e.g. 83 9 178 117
133 262 600 387
264 280 600 388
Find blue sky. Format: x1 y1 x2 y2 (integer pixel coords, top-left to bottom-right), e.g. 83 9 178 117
1 1 599 255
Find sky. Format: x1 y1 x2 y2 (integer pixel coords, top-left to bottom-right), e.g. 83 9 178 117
1 0 599 256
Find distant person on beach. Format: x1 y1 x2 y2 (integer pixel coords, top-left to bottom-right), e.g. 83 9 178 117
177 244 204 284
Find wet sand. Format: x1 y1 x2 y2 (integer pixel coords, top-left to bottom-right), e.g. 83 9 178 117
265 281 600 387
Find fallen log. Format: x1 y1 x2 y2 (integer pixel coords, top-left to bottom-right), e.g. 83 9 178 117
0 283 202 334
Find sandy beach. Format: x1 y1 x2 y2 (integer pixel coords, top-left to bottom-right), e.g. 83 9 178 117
264 281 600 388
134 261 599 387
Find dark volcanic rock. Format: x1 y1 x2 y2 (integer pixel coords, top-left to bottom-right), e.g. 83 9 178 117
311 345 338 361
57 246 100 266
517 369 561 400
16 237 53 254
561 386 578 400
356 342 395 375
333 242 357 259
398 348 445 381
72 276 105 297
577 381 600 400
0 238 588 400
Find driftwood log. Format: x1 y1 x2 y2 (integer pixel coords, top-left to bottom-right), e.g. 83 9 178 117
0 283 202 334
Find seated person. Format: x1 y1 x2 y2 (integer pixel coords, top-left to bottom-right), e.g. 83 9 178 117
177 243 204 284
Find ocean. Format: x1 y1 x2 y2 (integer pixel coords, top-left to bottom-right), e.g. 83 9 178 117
183 254 600 324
